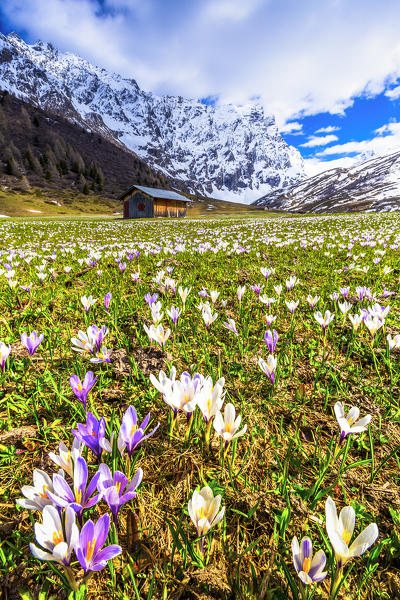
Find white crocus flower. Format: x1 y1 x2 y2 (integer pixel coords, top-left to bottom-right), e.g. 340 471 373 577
273 284 283 297
196 377 225 423
237 285 246 302
334 401 372 445
202 304 218 329
387 333 400 351
348 312 364 331
80 295 97 312
325 496 378 568
213 403 247 444
150 301 164 325
285 299 299 314
48 439 82 478
307 295 320 308
188 486 225 539
258 354 277 383
259 295 277 306
71 329 95 353
286 275 299 290
178 286 191 307
209 290 220 304
150 367 177 395
314 310 335 331
16 469 63 511
162 376 198 416
260 266 275 279
143 323 171 349
338 301 353 315
364 314 384 337
30 505 79 566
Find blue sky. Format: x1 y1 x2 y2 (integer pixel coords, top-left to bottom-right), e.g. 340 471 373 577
2 0 400 175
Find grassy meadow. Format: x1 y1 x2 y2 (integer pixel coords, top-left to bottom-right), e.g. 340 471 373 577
0 213 399 600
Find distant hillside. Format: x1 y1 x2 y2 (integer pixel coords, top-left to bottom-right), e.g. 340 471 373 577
0 90 185 199
252 150 400 213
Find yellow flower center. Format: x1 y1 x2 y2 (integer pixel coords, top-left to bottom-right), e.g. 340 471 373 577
225 423 232 433
348 416 353 424
342 529 352 546
77 384 83 391
195 507 206 520
130 424 137 437
302 557 311 573
207 398 211 415
86 539 96 561
39 485 48 499
52 529 63 545
115 481 121 494
75 487 82 504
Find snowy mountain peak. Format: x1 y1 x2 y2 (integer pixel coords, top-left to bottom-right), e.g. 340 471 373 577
253 150 400 213
0 32 305 202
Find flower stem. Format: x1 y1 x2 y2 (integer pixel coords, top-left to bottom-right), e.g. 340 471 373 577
330 567 343 599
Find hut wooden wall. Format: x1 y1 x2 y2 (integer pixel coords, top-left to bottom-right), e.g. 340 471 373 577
154 199 187 217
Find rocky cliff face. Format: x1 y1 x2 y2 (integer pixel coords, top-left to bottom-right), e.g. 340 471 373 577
0 32 305 202
252 150 400 212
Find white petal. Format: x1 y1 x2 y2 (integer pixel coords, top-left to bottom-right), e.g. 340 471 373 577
349 523 379 557
334 402 344 421
339 506 355 539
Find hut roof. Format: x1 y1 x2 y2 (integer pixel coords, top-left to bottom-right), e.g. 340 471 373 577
120 185 191 203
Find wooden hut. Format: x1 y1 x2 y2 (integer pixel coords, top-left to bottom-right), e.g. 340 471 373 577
120 185 190 219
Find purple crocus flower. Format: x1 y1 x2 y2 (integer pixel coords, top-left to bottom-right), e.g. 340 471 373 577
72 412 112 460
21 331 44 356
340 287 350 298
144 293 158 306
98 463 143 527
69 371 97 411
90 346 113 364
88 325 108 352
119 262 127 273
117 406 159 457
264 329 278 353
251 283 264 295
356 286 367 301
46 456 100 520
75 513 121 573
167 305 181 327
292 536 327 584
104 292 112 312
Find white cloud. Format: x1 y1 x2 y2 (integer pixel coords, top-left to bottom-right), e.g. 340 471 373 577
2 0 400 126
317 121 400 157
385 85 400 100
304 156 359 176
314 125 340 134
201 0 266 22
280 121 303 134
300 134 339 147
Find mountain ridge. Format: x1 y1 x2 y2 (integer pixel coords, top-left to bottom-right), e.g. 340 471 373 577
252 150 400 212
0 32 305 203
